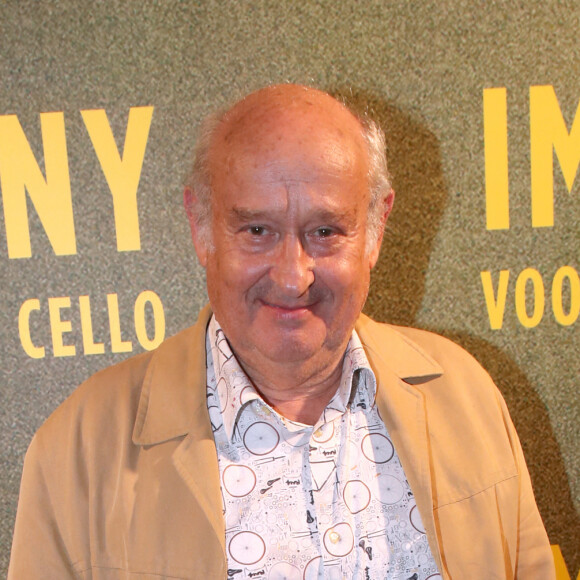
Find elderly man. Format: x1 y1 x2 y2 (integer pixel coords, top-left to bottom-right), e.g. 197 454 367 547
9 85 553 579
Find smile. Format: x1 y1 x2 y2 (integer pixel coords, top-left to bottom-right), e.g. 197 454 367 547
260 300 315 320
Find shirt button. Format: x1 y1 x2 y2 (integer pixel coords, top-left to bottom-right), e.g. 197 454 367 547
328 530 341 544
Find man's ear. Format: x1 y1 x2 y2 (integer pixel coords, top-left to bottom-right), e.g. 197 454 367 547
183 187 209 267
368 188 395 268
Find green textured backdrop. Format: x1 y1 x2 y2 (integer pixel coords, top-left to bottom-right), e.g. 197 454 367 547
0 0 578 575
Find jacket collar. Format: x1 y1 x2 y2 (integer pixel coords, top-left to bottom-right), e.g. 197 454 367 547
133 307 443 446
132 305 213 446
355 313 443 385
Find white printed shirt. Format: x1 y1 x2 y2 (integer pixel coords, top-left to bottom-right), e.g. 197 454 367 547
206 316 440 580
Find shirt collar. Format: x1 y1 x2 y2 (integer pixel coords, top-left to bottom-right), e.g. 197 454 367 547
132 307 443 447
321 330 377 423
207 315 263 439
207 315 377 439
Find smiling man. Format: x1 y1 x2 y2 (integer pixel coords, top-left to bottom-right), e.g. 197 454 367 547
186 86 390 426
9 85 554 579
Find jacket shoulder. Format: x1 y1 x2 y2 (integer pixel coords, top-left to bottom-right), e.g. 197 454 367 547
358 314 491 383
36 323 199 445
39 349 153 441
391 325 485 369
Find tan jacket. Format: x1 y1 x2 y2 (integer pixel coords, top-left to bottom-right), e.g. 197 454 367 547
9 307 554 579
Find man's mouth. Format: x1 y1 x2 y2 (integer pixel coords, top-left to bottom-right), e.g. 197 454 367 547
259 299 315 319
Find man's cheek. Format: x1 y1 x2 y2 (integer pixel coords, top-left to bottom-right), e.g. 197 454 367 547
240 261 272 285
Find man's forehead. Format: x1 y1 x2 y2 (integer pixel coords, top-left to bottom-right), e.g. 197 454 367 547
212 85 366 156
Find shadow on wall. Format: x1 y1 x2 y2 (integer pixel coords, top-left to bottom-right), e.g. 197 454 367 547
331 86 447 327
333 87 580 575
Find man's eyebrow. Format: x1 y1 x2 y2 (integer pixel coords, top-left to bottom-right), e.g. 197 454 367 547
228 207 270 222
229 206 360 224
308 207 359 226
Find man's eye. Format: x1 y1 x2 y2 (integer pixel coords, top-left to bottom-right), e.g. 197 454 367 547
248 226 266 236
314 227 334 238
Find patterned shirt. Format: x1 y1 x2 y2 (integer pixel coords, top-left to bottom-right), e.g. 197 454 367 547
206 316 440 580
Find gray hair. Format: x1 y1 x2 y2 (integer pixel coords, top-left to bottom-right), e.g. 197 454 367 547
358 115 392 253
184 108 224 248
184 96 391 255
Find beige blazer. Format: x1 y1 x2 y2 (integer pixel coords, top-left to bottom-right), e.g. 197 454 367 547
9 306 554 579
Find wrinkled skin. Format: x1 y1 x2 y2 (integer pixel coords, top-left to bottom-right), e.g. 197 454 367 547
186 85 393 423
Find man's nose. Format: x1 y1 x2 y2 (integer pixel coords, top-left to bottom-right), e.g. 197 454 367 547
269 235 315 297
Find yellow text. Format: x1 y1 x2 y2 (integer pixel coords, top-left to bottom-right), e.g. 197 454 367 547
484 85 579 230
18 290 165 358
481 266 579 329
0 106 153 259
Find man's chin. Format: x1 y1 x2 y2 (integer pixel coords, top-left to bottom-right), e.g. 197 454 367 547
256 330 326 365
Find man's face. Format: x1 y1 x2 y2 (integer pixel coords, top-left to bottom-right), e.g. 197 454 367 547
191 92 386 377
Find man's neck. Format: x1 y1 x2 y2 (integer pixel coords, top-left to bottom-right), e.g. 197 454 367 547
234 353 345 425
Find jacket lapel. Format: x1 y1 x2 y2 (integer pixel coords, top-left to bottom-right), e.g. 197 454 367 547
356 315 445 575
171 418 226 551
132 305 226 557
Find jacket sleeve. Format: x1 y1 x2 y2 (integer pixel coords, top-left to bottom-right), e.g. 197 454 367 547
8 431 79 579
496 392 556 579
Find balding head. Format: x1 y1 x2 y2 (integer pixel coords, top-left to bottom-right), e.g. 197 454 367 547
183 85 395 400
185 84 392 255
211 85 368 187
